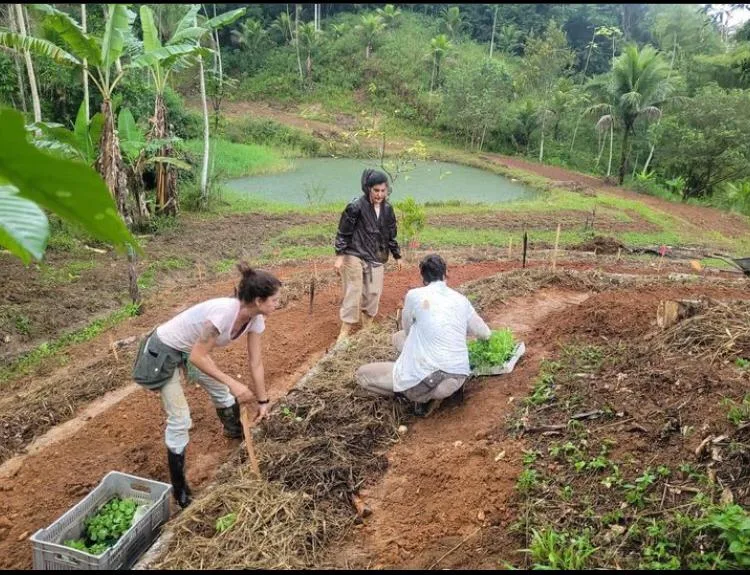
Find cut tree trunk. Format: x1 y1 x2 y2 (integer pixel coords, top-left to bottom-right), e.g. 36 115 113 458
657 299 704 329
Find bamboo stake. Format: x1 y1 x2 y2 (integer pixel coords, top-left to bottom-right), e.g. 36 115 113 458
552 223 561 272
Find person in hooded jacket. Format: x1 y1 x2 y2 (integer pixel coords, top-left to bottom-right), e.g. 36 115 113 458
333 168 402 343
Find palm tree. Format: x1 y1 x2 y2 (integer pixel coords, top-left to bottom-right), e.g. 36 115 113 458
441 6 464 41
192 7 246 207
429 34 452 93
489 4 498 58
135 5 209 216
271 10 293 44
611 44 672 184
497 23 523 55
586 102 615 176
1 4 144 222
356 14 385 60
537 106 555 163
230 18 266 52
377 4 401 28
329 23 349 40
296 21 322 83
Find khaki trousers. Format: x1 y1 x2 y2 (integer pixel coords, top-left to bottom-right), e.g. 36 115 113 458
339 255 385 324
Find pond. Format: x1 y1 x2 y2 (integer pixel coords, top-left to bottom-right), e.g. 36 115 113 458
225 158 536 206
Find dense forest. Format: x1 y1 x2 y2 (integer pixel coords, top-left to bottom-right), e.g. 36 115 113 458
2 3 750 229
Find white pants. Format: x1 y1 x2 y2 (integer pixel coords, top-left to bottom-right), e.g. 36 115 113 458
159 363 236 454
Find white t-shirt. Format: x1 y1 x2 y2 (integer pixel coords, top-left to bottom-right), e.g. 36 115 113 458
156 298 265 353
392 281 491 392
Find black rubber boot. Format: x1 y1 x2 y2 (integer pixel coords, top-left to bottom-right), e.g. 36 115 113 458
216 402 243 439
413 398 443 418
167 449 192 508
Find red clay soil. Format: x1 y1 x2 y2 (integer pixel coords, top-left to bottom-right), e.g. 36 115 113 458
0 261 506 570
326 280 750 569
326 290 590 569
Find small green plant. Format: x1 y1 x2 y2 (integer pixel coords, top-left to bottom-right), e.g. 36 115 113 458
394 196 426 248
735 358 750 369
526 360 559 406
64 497 138 555
526 528 598 570
601 464 623 489
704 504 750 568
14 314 31 336
469 328 516 370
624 468 657 507
215 512 238 533
214 259 237 274
560 485 574 501
516 469 540 494
722 395 750 425
522 449 541 465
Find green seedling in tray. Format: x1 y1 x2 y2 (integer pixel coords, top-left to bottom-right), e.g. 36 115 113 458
468 328 515 370
64 497 138 556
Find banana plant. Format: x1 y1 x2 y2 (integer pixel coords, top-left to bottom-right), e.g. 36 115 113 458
0 106 138 263
1 4 143 223
133 5 210 216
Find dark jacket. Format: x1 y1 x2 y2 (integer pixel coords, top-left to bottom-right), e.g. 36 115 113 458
334 195 401 264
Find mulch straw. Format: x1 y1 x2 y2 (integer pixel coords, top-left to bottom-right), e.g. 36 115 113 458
153 326 408 569
654 299 750 362
458 268 648 314
151 269 750 569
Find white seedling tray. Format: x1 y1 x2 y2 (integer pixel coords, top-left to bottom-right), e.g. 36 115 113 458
470 341 526 377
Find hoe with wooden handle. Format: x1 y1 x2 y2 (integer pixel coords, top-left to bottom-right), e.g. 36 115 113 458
240 404 261 477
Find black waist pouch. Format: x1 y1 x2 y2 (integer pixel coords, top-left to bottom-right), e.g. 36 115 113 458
132 330 186 391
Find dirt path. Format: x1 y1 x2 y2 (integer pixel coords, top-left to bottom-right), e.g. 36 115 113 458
325 290 589 569
0 261 506 570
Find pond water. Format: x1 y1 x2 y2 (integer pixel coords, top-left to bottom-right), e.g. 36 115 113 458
226 157 536 206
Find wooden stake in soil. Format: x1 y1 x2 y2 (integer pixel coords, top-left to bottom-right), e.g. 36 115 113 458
552 223 561 272
616 247 622 262
309 261 319 315
522 231 528 269
240 405 261 477
126 244 142 313
507 237 512 259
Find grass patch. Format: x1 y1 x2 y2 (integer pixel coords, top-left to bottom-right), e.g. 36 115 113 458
39 260 97 285
701 257 739 271
258 245 331 264
206 187 344 216
0 303 141 386
182 139 292 179
137 257 192 291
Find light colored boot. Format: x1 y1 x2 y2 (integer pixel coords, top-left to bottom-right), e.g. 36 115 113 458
361 313 374 329
337 322 353 344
